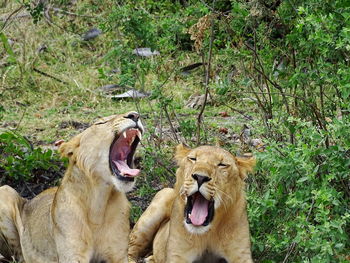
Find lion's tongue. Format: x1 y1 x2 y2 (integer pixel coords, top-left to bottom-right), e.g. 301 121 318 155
189 194 209 226
113 160 140 177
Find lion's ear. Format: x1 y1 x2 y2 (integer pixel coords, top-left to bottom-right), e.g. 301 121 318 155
58 134 81 159
175 143 191 165
235 156 256 180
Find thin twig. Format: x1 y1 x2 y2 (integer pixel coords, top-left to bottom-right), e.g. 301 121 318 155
196 8 216 145
15 108 26 131
164 106 180 144
33 68 68 84
231 90 325 125
223 103 253 120
158 109 163 148
252 31 273 109
241 62 268 113
1 6 24 31
245 40 292 121
171 106 188 144
0 12 31 23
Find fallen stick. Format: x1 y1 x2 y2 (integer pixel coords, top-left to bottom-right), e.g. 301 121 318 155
33 67 68 84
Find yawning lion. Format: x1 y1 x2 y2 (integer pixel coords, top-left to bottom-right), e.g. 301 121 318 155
128 144 255 263
0 111 143 263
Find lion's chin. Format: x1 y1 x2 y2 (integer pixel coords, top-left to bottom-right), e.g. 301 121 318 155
183 220 211 235
110 175 136 193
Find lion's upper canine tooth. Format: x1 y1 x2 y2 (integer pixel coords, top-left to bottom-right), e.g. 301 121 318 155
137 130 142 140
122 131 127 138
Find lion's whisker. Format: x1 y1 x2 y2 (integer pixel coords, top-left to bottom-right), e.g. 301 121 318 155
216 188 233 205
215 193 228 213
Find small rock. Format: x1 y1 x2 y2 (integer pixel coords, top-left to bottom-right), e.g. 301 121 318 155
249 138 262 147
249 138 265 152
37 44 48 53
109 89 149 99
231 134 240 143
59 120 89 130
132 48 160 57
240 124 251 143
99 84 124 93
7 38 15 46
110 68 121 74
82 28 102 41
185 94 212 109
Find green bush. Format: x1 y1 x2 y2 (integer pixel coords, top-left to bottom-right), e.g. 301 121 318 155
0 131 61 182
95 2 350 260
249 117 350 262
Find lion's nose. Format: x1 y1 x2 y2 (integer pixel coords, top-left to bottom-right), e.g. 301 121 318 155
125 112 140 123
192 174 211 188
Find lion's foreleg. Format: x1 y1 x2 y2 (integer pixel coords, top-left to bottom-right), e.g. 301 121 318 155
0 186 25 262
128 188 175 261
144 255 155 263
164 235 200 263
218 223 253 263
220 245 253 263
52 208 93 263
55 235 93 263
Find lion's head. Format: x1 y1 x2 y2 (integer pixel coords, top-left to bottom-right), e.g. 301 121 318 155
174 144 255 234
58 111 144 192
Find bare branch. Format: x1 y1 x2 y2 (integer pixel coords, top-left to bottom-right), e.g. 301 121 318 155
33 67 68 84
196 9 216 145
1 6 25 31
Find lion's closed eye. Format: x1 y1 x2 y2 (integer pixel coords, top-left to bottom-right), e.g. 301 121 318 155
218 163 229 167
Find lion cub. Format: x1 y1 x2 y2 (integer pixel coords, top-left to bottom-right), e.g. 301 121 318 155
0 112 143 263
128 144 255 263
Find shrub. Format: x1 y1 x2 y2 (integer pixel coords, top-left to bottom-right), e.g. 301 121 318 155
248 117 350 262
0 131 61 182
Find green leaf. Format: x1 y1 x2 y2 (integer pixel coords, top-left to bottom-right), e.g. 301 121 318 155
297 177 309 183
0 32 16 64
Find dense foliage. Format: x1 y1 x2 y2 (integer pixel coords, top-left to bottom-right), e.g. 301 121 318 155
103 0 350 261
1 0 349 261
0 131 62 182
99 1 350 260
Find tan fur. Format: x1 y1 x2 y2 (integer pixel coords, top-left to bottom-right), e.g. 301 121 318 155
0 112 143 263
129 144 255 263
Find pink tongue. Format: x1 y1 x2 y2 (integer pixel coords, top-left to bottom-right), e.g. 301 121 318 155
113 160 140 177
189 194 209 226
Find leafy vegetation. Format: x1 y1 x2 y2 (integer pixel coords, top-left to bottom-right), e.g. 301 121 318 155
0 131 59 181
249 117 350 261
0 130 63 199
1 0 349 261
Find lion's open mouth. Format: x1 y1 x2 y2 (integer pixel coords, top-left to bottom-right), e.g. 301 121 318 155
109 128 142 182
185 192 215 226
